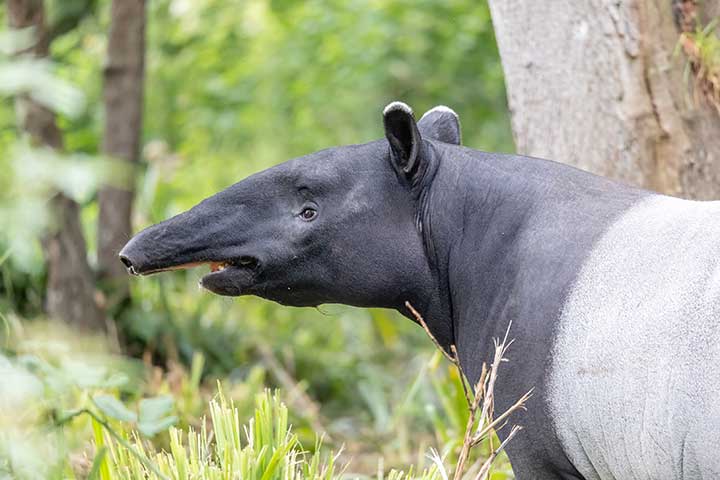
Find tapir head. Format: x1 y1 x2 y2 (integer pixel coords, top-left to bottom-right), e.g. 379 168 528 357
119 102 460 309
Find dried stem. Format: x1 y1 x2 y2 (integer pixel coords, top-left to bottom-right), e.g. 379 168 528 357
452 372 486 480
450 344 473 409
405 302 532 480
405 301 455 363
471 389 532 448
474 425 523 480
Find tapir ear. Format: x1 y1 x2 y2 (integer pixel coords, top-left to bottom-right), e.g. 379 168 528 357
383 101 424 180
418 105 461 145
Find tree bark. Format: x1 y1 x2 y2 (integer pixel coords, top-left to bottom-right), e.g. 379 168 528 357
488 0 720 199
97 0 146 303
8 0 106 330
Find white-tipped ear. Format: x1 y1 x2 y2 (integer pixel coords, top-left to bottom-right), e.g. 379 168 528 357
418 105 461 145
383 101 414 117
383 100 422 178
419 105 458 121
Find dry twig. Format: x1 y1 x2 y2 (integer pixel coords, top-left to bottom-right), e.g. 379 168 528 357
405 302 532 480
405 301 455 363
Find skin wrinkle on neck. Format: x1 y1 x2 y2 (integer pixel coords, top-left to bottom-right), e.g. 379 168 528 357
417 146 536 373
407 140 455 350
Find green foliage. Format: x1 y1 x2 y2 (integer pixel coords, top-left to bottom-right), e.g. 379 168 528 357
0 321 512 479
0 322 136 478
94 395 139 423
0 28 85 117
677 17 720 113
0 30 124 314
87 393 178 438
0 0 514 477
138 396 178 437
97 389 443 480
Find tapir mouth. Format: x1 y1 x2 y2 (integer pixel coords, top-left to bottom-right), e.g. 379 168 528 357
119 256 258 277
197 257 259 296
119 244 260 296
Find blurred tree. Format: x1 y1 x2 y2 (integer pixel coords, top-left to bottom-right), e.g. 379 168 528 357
46 0 98 42
97 0 146 307
7 0 106 330
489 0 720 199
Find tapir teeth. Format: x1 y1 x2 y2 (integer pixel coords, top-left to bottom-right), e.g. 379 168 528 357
210 262 227 272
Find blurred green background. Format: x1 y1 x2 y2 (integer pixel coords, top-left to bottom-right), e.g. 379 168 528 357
0 0 514 478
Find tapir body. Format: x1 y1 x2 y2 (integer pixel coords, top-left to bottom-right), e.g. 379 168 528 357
120 102 720 479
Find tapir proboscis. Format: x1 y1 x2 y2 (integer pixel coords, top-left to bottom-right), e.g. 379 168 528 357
120 102 720 480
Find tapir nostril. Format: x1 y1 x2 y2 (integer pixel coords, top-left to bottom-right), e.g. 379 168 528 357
119 254 138 275
237 256 258 269
119 254 132 269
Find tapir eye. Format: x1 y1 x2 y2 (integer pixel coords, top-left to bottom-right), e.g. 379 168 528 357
300 207 317 221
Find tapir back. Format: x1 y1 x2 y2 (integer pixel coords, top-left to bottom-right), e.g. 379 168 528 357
548 195 720 480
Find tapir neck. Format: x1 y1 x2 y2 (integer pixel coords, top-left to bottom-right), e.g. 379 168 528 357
419 145 647 387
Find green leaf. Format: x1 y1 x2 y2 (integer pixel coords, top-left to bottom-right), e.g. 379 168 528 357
56 407 84 423
93 395 137 423
91 417 111 480
87 447 107 480
137 394 177 437
138 415 178 437
139 395 174 423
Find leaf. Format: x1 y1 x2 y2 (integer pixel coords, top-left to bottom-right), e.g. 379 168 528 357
0 59 85 117
91 418 111 480
139 395 174 423
138 415 178 437
56 407 84 423
93 395 137 423
87 447 107 480
102 372 130 389
64 360 108 389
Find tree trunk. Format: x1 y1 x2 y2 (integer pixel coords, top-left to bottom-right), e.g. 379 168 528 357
488 0 720 199
8 0 106 330
97 0 146 304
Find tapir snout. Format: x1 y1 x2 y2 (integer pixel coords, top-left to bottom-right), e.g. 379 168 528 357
118 186 263 296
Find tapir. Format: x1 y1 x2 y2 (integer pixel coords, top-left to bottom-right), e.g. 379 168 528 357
119 101 720 480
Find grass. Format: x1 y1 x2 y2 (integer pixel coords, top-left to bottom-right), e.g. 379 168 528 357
98 390 343 480
0 298 524 480
0 302 525 480
64 306 528 480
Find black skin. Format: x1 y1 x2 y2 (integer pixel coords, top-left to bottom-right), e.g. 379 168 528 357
120 103 647 479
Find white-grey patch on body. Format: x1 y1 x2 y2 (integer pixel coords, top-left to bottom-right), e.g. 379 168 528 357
548 195 720 480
